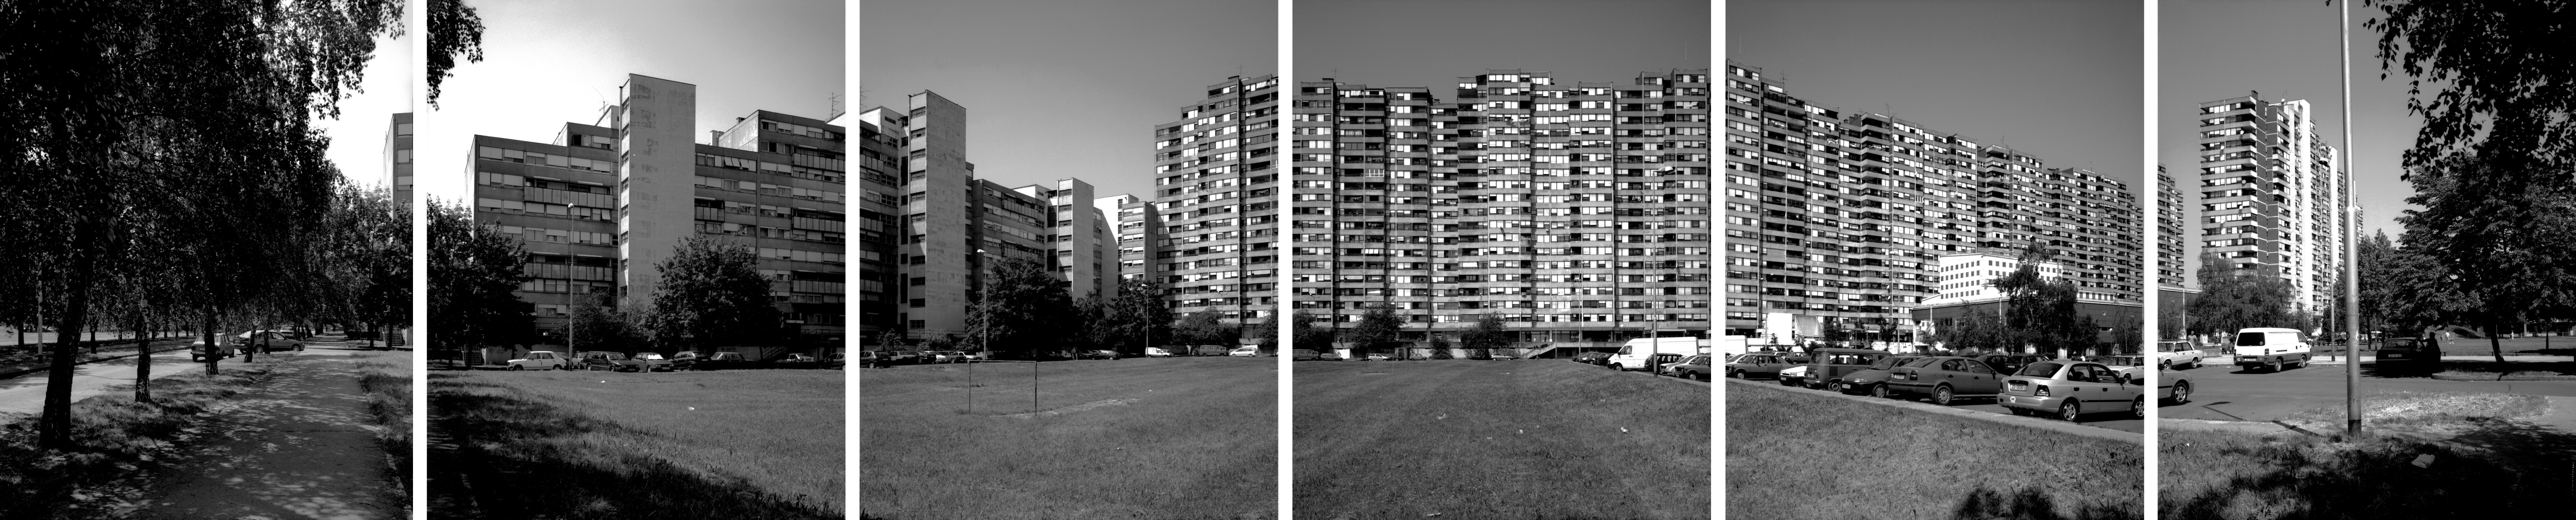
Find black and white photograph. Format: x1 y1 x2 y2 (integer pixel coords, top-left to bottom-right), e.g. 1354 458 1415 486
420 0 846 518
1286 0 1713 518
0 1 416 518
1724 0 2148 518
856 0 1280 518
2156 1 2576 516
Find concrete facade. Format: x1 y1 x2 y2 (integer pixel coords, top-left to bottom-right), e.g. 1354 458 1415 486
1153 75 1284 337
1723 60 2143 347
2192 94 2346 314
1292 68 1714 354
387 112 412 210
469 74 848 352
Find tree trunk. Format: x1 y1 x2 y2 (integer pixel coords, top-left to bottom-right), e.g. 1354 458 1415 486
134 311 154 404
243 316 259 364
2490 320 2506 364
38 236 98 449
203 305 222 376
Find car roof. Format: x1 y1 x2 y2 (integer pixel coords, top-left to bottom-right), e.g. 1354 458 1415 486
1812 348 1892 354
2239 328 2301 334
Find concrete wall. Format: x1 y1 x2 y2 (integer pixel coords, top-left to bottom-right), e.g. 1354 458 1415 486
616 74 699 309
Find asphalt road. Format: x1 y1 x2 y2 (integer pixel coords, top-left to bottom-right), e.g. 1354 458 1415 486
2160 356 2576 423
1732 376 2144 433
0 349 198 418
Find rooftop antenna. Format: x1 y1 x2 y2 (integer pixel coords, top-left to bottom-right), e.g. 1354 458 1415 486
828 92 844 120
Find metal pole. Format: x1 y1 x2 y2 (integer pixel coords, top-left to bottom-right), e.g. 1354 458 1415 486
2342 0 2363 436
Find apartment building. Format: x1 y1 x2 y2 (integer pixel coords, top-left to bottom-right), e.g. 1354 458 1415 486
1096 194 1160 286
2192 94 2346 314
1150 74 1284 338
469 74 848 352
864 90 1122 341
388 112 412 210
1722 60 2143 348
1290 68 1715 355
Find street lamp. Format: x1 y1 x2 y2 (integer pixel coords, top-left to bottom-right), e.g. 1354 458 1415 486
970 248 986 414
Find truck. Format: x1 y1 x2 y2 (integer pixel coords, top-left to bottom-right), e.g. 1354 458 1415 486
1606 337 1702 372
2231 328 2312 372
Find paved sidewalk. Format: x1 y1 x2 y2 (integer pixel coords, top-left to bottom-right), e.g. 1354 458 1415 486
99 346 406 520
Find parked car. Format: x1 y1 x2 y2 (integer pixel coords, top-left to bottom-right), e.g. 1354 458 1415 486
775 353 821 368
1784 348 1895 390
1668 354 1712 380
1144 347 1175 358
694 352 751 370
930 351 967 364
1646 353 1684 376
631 352 676 372
2374 336 2440 366
826 352 846 370
1971 354 2024 378
2156 340 2205 370
1833 354 1927 396
1230 346 1260 357
1776 364 1810 384
2103 354 2153 382
2000 360 2146 422
1570 352 1613 366
1488 354 1516 360
1078 350 1122 360
1724 352 1797 380
188 336 236 362
1882 356 2005 406
1608 337 1699 372
852 351 879 368
1364 353 1396 360
882 350 921 364
577 351 630 372
506 350 575 370
1290 349 1320 361
238 330 305 352
2232 328 2314 372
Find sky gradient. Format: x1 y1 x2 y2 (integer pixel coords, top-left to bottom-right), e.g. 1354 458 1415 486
1295 0 1710 98
1728 0 2144 188
314 32 410 190
420 0 843 204
860 0 1276 201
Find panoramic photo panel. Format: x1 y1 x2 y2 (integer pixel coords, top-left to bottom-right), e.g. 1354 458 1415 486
422 0 846 518
1724 0 2148 518
0 2 414 518
2157 1 2574 516
1288 0 1714 518
857 0 1280 518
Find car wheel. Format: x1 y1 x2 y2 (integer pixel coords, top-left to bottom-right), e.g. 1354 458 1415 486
1933 385 1954 406
2267 360 2282 372
2058 400 2083 422
1730 370 1743 379
2158 360 2170 370
2130 396 2146 420
1830 381 1847 394
509 366 522 371
2170 381 2192 405
1872 384 1890 399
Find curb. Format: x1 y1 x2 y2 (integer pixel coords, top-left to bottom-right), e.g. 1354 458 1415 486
1727 378 2142 444
0 343 196 380
2428 372 2576 382
2158 418 2314 436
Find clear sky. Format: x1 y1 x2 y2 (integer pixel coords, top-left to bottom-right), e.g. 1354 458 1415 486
314 31 410 190
2160 0 2414 244
1296 0 1710 98
420 0 844 204
860 0 1276 201
1728 0 2144 189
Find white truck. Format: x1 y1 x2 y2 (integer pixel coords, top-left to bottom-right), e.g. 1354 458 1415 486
1606 337 1702 372
2231 328 2312 372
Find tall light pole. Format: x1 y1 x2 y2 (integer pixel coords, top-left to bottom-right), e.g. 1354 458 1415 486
2341 0 2364 436
970 248 986 414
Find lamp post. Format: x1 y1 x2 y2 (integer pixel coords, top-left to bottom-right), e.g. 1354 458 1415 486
970 248 986 414
2340 0 2364 436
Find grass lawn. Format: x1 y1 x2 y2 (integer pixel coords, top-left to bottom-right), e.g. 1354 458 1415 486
1728 382 2139 520
0 363 274 518
1295 360 1709 520
430 368 844 519
2160 424 2572 518
860 356 1277 520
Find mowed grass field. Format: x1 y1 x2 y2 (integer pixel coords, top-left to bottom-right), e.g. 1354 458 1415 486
2160 392 2572 519
429 368 844 519
1294 360 1710 520
1728 382 2140 520
860 356 1278 520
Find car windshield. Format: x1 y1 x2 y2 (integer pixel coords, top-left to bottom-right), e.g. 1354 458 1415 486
2236 332 2267 346
2018 362 2064 378
1869 356 1910 369
1902 357 1940 368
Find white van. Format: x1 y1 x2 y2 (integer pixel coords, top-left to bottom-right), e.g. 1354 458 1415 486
1607 337 1700 372
1144 347 1174 358
2232 328 2312 372
1228 346 1260 357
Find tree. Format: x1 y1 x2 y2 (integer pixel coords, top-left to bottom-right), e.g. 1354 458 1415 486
870 328 912 350
1460 314 1512 360
644 236 780 354
429 0 487 107
1083 279 1172 355
1290 310 1334 352
1170 312 1236 354
1343 304 1406 358
2397 155 2576 363
428 199 533 350
2186 253 2306 340
960 256 1071 358
566 292 643 356
2 0 398 448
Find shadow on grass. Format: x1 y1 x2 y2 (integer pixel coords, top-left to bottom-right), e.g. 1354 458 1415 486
429 373 834 520
2161 422 2576 520
1952 486 2136 520
0 364 274 518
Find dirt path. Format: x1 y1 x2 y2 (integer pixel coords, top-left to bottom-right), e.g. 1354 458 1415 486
98 346 404 520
